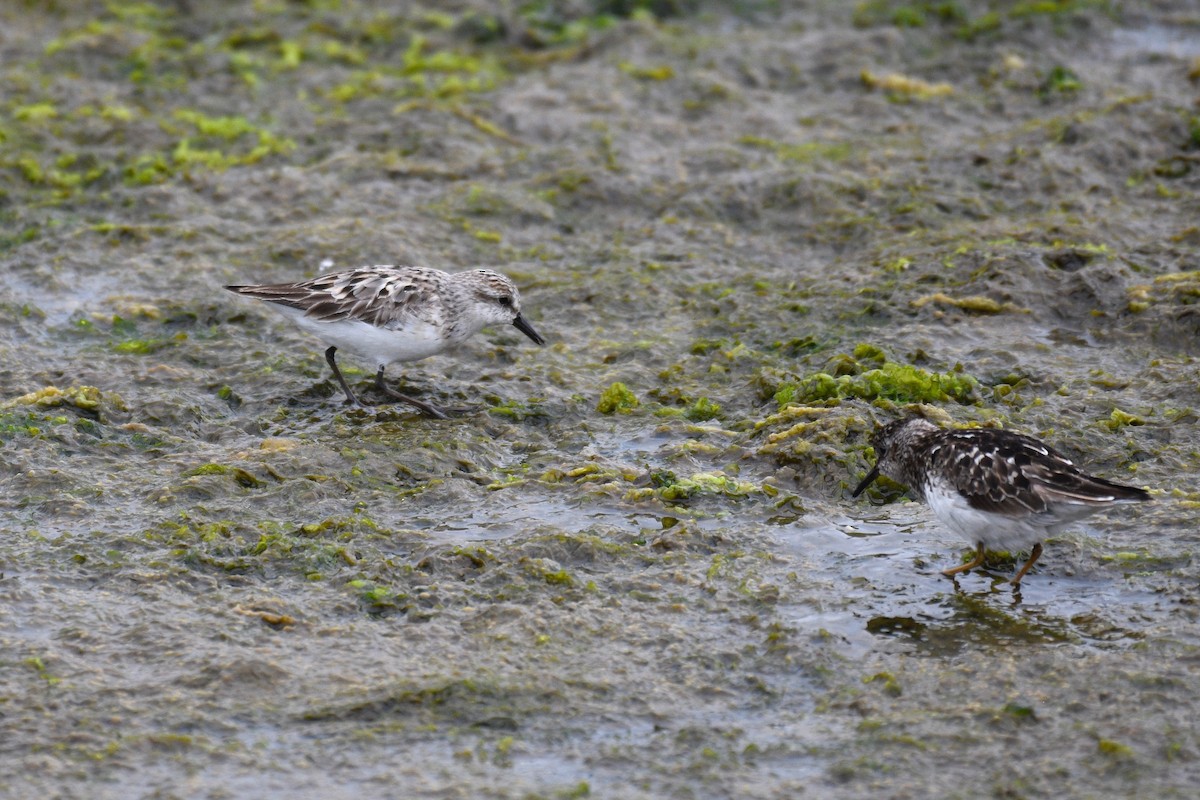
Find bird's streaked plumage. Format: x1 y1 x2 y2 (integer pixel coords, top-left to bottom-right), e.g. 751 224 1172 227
226 266 545 417
853 417 1151 584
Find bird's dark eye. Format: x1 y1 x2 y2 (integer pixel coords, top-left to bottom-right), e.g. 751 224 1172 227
498 295 513 307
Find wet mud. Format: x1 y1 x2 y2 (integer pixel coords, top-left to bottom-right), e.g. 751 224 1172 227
1 1 1199 798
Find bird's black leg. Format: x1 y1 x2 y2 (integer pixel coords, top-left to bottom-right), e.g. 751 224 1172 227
1010 542 1043 586
325 346 363 406
374 367 448 419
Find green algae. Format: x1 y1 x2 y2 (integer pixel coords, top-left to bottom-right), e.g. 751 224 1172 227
347 579 409 612
631 471 761 503
910 292 1024 314
183 463 263 488
5 386 128 428
1 3 1196 798
738 135 853 163
8 385 102 411
523 557 575 586
24 656 62 687
13 103 59 123
171 112 296 172
855 0 1113 38
1097 738 1134 758
852 1 966 28
1039 65 1083 99
619 61 675 81
1102 408 1146 431
154 514 376 578
597 382 640 414
652 395 723 421
772 359 979 407
863 671 902 697
684 396 722 421
487 398 550 421
861 70 954 100
1126 270 1200 313
112 338 174 354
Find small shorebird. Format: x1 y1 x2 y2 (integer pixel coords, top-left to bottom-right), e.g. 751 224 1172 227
226 265 545 418
852 417 1151 585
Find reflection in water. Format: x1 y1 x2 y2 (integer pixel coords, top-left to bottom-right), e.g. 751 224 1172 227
778 511 1162 658
865 590 1075 658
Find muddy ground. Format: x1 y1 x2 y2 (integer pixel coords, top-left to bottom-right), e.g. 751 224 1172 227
1 1 1199 798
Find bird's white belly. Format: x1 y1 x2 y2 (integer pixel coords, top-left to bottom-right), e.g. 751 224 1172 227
271 307 448 368
925 483 1048 552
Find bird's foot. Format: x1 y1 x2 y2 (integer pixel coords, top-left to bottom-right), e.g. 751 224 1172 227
373 387 449 419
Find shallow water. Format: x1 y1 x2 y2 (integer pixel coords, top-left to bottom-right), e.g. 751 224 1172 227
1112 25 1200 58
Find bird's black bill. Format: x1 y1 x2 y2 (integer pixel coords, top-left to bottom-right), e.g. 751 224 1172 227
513 313 546 345
851 465 880 498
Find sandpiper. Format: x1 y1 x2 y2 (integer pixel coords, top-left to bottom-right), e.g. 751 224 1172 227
226 265 545 417
852 417 1151 584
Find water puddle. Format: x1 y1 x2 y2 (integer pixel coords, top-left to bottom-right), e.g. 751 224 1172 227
775 511 1166 659
1112 25 1200 58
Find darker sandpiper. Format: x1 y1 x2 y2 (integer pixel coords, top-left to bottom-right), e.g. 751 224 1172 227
853 417 1151 585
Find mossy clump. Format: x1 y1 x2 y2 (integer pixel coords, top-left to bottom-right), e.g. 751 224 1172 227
1039 65 1082 99
170 109 296 172
0 409 55 440
347 579 408 612
863 671 902 697
629 470 760 503
6 385 128 423
852 1 966 29
861 70 953 100
514 1 696 48
853 0 1104 41
9 385 105 411
487 398 548 421
752 406 877 483
1101 408 1145 431
1097 739 1133 758
619 61 674 81
156 515 364 577
737 135 852 163
773 360 978 407
911 292 1023 314
183 463 263 488
522 557 574 586
684 397 721 421
1126 270 1200 313
597 382 640 414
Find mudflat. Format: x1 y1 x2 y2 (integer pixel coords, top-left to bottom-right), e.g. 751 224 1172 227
1 3 1196 798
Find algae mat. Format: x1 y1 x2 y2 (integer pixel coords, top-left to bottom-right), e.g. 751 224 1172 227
1 2 1198 798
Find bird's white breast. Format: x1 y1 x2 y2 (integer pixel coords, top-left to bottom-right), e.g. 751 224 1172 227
271 306 450 368
924 479 1047 552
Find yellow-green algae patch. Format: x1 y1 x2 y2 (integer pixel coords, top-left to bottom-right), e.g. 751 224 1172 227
597 382 640 414
5 386 128 422
9 385 103 411
625 471 762 503
911 292 1027 315
751 406 876 481
771 355 979 407
1126 270 1200 313
653 396 722 421
182 463 264 489
1101 408 1146 431
737 135 853 163
860 70 954 100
